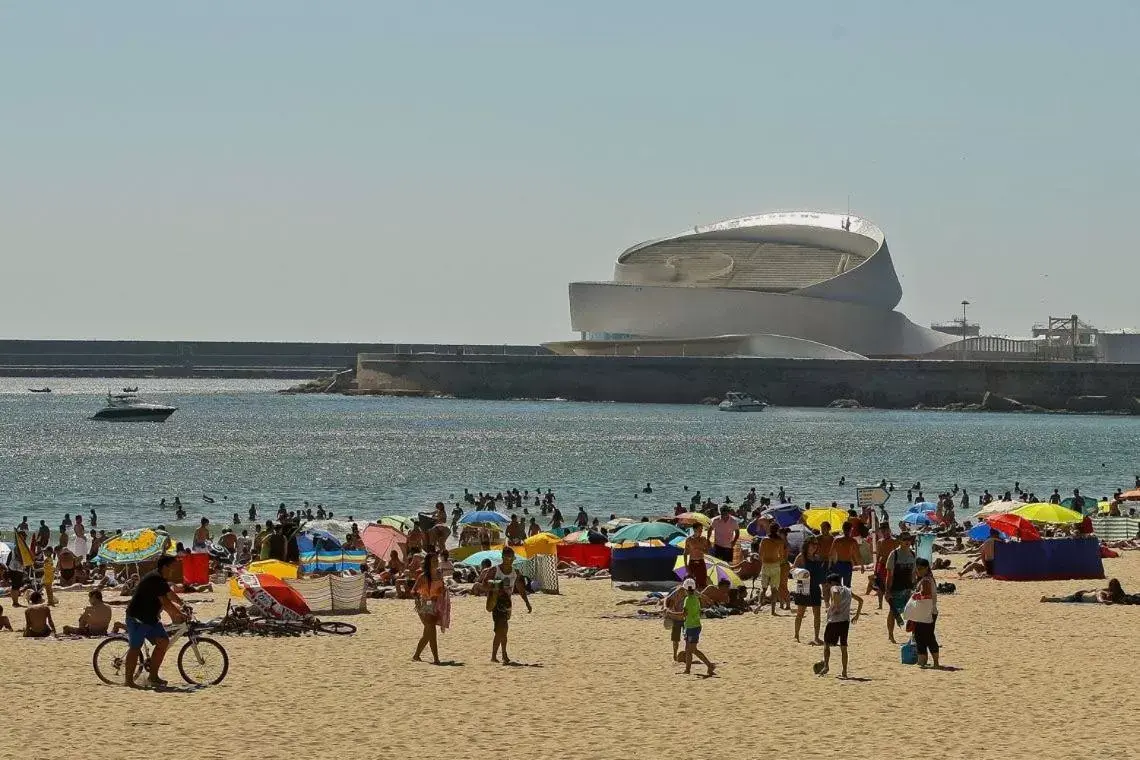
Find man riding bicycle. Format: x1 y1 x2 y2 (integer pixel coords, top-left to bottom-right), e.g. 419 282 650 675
124 555 186 688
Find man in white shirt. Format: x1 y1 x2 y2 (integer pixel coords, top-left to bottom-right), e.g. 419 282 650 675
815 573 863 679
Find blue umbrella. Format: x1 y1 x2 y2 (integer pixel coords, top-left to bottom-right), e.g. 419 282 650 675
908 502 938 514
458 510 509 526
762 505 803 528
902 512 934 526
968 522 1009 541
457 549 504 567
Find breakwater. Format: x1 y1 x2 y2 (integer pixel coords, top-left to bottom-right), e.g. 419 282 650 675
0 339 547 378
356 354 1140 410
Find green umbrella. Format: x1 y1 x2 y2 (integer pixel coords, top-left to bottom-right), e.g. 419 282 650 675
609 521 685 544
378 515 414 532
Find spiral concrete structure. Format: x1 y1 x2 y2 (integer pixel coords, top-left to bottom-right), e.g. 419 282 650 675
546 211 957 359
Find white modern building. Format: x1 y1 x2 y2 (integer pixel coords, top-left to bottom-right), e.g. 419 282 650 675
545 211 959 359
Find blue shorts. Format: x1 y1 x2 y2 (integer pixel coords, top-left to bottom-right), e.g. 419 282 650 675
126 617 168 649
832 561 853 587
684 626 701 644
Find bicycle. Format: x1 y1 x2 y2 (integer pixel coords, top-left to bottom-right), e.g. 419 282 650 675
204 601 356 637
93 613 229 687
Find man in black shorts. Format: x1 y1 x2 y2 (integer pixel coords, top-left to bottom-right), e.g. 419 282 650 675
816 573 863 679
124 555 186 688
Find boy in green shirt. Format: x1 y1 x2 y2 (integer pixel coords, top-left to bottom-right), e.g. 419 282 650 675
680 578 716 676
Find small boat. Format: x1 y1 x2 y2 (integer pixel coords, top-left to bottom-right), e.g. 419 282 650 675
91 393 177 422
28 387 52 393
718 391 767 412
122 386 139 393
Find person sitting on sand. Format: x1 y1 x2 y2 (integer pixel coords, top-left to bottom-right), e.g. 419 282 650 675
701 578 732 608
0 604 12 631
63 589 115 636
22 591 56 638
959 530 1002 577
1041 579 1133 604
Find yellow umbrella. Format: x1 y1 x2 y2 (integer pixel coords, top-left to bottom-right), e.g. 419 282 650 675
247 559 299 580
1011 502 1083 524
802 508 848 532
672 554 743 588
675 512 711 527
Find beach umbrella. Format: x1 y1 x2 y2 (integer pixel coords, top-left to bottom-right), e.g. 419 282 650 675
522 532 560 551
761 505 803 528
967 523 1007 541
458 510 510 527
802 508 849 532
457 549 506 567
603 517 637 531
302 519 356 537
901 512 934 527
674 512 711 527
908 502 939 513
672 555 743 588
378 515 415 532
97 528 168 565
1119 489 1140 502
669 535 687 548
245 559 299 580
610 521 684 544
984 513 1041 541
1011 503 1083 525
237 572 309 621
361 523 407 560
785 524 813 556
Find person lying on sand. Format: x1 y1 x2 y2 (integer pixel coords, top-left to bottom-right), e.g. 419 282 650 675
22 591 56 638
63 589 116 636
1041 579 1134 605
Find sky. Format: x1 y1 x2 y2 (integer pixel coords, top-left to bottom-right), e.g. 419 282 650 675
2 1 1138 343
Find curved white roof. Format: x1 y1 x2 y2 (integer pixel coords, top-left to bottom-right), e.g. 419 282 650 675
614 211 901 310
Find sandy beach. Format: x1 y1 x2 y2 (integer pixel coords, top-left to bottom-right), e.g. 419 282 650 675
1 555 1136 760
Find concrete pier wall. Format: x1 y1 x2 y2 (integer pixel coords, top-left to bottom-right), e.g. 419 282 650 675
356 354 1140 409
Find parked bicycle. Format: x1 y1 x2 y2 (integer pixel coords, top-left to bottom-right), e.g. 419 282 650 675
93 610 229 686
204 601 356 637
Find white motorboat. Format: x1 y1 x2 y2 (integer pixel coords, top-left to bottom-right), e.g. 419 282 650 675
718 391 767 412
91 393 177 422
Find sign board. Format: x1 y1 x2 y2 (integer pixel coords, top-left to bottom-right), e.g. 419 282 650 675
857 486 890 510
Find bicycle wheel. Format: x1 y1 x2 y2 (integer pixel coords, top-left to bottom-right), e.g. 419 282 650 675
315 620 357 635
92 636 132 685
177 636 229 686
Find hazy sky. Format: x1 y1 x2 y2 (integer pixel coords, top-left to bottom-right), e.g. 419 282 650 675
2 1 1137 343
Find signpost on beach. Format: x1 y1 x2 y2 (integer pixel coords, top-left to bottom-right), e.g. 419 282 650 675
857 486 890 564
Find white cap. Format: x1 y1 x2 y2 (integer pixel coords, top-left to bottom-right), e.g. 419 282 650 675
682 578 696 590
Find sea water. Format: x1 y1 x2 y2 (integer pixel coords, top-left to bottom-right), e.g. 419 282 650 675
1 378 1137 541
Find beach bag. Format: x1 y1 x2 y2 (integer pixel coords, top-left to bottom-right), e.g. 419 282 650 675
903 593 935 625
415 598 437 616
486 586 498 612
900 638 918 665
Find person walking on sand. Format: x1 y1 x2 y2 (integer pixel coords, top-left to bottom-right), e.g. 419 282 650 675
756 523 786 615
829 521 863 587
662 582 687 663
884 533 916 643
412 552 450 664
815 573 863 679
792 536 826 644
910 558 942 669
709 505 740 563
480 546 531 665
679 578 716 676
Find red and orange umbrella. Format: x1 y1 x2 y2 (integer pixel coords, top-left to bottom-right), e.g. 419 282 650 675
983 513 1041 541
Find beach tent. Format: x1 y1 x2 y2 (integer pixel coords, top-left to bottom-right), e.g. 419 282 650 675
992 538 1104 581
556 542 611 569
1088 516 1140 542
287 574 367 613
296 530 367 573
610 543 682 583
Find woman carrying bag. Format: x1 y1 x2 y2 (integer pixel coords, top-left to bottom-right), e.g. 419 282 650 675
904 557 942 669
